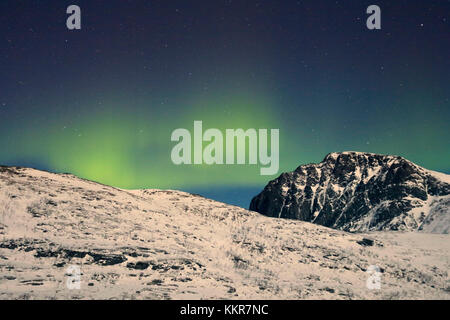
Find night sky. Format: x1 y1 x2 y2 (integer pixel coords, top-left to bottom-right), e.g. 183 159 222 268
1 1 449 208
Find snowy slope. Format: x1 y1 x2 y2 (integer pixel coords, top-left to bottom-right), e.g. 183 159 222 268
0 166 449 299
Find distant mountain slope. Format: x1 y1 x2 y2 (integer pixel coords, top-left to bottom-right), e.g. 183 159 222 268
0 166 449 299
250 152 450 233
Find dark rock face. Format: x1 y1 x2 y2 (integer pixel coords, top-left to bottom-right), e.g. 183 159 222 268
250 152 450 232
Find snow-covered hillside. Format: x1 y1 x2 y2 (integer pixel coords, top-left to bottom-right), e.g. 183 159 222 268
0 166 449 299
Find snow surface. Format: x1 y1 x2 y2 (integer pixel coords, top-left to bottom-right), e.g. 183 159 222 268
0 167 449 300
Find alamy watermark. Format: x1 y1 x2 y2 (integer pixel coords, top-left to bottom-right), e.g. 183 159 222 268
65 5 381 31
66 5 81 30
366 5 381 30
66 265 81 290
366 265 382 290
170 121 279 175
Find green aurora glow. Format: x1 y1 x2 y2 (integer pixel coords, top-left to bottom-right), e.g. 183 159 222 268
0 1 448 208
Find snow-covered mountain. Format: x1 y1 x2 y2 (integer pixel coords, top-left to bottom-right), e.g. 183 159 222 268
0 165 449 299
250 152 450 233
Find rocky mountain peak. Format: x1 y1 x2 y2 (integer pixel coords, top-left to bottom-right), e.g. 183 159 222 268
250 152 450 233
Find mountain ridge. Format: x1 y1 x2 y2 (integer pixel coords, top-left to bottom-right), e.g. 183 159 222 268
250 151 450 233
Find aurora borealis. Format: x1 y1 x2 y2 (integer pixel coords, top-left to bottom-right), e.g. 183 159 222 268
1 1 449 208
